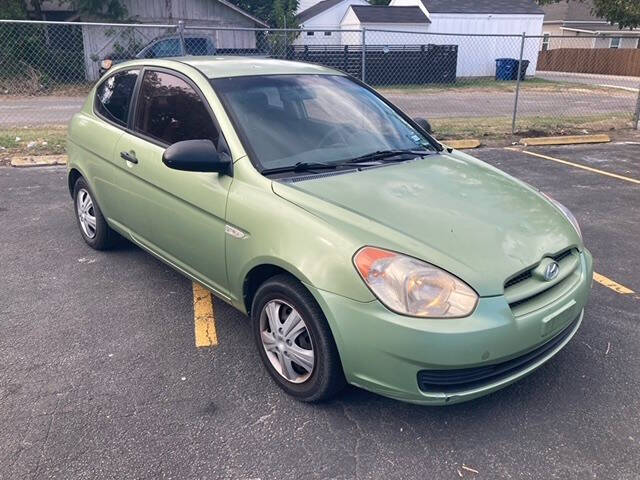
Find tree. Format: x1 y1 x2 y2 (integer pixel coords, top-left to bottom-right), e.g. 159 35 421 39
0 0 27 19
537 0 640 29
262 0 299 53
0 0 126 94
227 0 296 26
229 0 276 25
0 0 127 21
272 0 298 28
69 0 128 20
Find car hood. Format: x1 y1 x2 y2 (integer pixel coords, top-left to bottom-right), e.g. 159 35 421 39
271 150 582 297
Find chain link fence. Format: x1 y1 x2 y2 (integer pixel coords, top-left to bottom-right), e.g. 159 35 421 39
1 19 639 158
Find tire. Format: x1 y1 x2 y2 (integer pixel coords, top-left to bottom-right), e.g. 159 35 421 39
72 176 116 250
251 274 346 402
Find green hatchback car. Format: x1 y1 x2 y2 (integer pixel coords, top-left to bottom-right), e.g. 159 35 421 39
67 57 593 405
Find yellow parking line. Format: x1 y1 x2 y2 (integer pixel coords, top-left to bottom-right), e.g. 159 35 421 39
518 149 640 185
192 282 218 347
593 272 635 295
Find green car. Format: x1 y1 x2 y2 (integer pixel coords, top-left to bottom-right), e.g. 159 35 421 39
67 57 592 405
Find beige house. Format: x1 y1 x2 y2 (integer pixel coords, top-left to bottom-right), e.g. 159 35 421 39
541 0 639 50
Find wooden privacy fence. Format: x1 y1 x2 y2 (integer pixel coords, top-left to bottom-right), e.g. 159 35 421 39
538 48 640 77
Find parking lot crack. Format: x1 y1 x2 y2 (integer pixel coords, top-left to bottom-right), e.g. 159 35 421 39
31 395 61 478
251 405 276 426
6 414 33 471
339 401 364 479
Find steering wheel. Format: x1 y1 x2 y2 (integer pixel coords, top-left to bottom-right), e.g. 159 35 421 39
316 126 349 149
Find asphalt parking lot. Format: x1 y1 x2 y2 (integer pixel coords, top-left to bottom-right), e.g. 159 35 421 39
1 141 639 479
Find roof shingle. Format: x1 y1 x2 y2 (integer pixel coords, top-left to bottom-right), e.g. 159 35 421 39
541 0 598 22
297 0 344 23
351 5 430 23
422 0 544 15
562 22 635 32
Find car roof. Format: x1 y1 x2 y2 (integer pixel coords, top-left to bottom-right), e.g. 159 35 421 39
110 56 344 79
145 33 215 41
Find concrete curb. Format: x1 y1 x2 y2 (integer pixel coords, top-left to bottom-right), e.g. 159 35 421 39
519 134 611 147
10 154 67 168
444 139 481 150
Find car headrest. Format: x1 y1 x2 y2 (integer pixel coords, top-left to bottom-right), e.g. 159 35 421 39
241 91 269 110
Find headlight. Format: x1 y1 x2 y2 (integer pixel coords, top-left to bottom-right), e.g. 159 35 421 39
353 247 478 318
540 192 582 240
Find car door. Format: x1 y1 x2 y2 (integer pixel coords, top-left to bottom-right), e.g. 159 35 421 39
114 67 233 298
90 68 143 230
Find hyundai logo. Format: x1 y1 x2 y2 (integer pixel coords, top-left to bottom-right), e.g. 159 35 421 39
544 262 560 281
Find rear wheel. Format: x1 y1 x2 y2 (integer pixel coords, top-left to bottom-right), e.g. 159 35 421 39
252 274 346 402
73 177 115 250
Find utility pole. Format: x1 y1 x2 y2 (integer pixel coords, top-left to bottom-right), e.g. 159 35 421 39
361 27 366 82
511 32 526 136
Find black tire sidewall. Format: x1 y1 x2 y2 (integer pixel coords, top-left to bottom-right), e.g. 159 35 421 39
72 177 112 250
251 275 344 402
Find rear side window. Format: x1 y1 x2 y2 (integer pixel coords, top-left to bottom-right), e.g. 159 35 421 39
185 37 214 55
149 38 181 58
134 70 219 146
94 69 139 127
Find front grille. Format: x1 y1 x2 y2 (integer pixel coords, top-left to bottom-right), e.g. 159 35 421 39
553 249 572 262
504 270 532 289
503 249 581 315
505 249 574 289
417 315 579 393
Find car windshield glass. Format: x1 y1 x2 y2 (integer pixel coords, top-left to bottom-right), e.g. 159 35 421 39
211 74 437 172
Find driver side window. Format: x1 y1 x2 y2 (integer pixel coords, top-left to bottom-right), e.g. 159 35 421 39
147 38 181 58
134 70 219 146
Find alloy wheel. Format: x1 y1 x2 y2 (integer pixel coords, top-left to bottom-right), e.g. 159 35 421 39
76 188 97 239
259 299 315 383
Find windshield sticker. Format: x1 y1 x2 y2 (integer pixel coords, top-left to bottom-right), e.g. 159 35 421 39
407 133 426 146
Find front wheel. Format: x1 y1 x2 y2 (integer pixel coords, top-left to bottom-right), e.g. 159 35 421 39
251 274 346 402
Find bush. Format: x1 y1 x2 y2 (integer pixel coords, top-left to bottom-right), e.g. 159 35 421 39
0 22 85 94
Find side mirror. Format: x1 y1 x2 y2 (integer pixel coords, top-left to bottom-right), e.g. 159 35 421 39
162 139 231 174
413 117 433 134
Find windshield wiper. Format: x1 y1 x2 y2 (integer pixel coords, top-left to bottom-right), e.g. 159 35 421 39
340 149 434 165
261 161 339 175
261 150 435 176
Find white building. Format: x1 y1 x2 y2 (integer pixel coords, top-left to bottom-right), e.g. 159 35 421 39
296 0 369 45
296 0 545 76
340 5 430 45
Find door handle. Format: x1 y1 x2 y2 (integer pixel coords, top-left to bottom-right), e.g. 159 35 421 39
120 151 138 164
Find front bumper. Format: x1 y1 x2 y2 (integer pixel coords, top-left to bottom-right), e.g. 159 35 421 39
309 249 593 405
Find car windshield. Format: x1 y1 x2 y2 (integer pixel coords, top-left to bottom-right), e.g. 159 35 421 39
211 74 438 172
